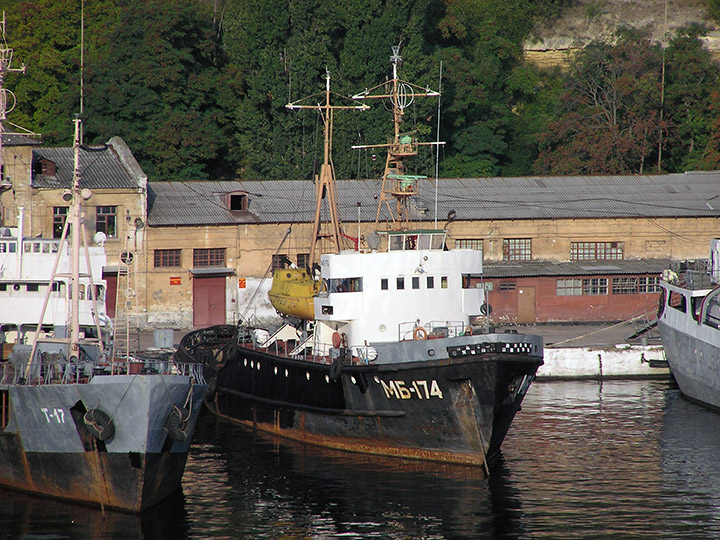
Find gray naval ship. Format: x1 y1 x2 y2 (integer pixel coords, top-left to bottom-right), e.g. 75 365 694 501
0 23 206 510
658 238 720 410
0 358 206 512
0 126 207 511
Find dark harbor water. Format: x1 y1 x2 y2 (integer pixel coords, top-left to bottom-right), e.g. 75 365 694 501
5 379 720 539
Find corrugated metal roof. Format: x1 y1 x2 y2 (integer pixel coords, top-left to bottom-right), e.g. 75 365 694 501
482 258 672 278
147 171 720 226
1 132 41 146
32 141 140 190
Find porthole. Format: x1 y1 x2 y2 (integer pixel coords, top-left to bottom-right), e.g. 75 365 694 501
351 376 357 384
325 375 330 383
306 372 310 380
274 367 278 375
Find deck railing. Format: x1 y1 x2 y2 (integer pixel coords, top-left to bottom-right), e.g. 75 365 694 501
0 358 205 386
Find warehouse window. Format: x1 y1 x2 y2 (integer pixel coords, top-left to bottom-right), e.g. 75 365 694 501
53 207 68 239
297 253 310 269
455 238 483 251
96 206 117 238
154 249 182 268
271 254 287 271
556 279 582 296
638 276 661 293
227 192 248 211
570 242 624 261
612 277 638 294
583 278 608 295
194 248 226 267
503 238 531 261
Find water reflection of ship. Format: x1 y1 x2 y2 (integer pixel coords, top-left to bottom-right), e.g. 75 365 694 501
661 388 720 504
182 413 526 540
0 488 189 540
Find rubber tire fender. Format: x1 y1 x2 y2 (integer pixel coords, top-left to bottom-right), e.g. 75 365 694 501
83 409 115 441
165 405 191 443
329 358 343 381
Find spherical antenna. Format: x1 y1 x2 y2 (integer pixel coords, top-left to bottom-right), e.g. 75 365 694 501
397 82 414 110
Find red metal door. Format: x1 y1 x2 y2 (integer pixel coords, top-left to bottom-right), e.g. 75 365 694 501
193 276 226 327
104 273 117 318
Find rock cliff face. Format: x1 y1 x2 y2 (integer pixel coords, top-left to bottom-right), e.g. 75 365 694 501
525 0 720 65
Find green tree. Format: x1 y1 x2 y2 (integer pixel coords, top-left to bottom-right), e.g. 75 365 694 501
83 0 227 180
4 0 117 144
435 0 537 177
535 29 663 175
661 25 720 172
707 0 720 23
223 0 442 181
502 62 565 176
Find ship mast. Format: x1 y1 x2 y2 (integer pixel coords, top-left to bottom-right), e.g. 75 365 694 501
352 46 442 230
286 71 368 265
0 11 26 181
24 116 107 378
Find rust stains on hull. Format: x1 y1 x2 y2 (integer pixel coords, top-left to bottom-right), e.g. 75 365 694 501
0 443 187 512
207 400 487 467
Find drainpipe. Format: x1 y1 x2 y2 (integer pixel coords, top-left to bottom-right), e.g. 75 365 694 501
17 206 23 278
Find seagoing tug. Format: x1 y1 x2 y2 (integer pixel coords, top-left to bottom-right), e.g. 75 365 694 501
178 47 543 469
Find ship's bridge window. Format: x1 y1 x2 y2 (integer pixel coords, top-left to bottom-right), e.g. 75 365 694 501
389 235 404 251
388 232 447 251
68 284 87 300
668 290 686 313
704 297 720 329
51 282 66 296
329 277 362 293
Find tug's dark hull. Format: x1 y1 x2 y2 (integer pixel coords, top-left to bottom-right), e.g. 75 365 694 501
185 327 543 467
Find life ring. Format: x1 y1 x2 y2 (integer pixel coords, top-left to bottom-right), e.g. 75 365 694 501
413 327 428 340
464 326 473 336
165 405 191 442
329 357 343 381
83 409 115 441
332 331 342 348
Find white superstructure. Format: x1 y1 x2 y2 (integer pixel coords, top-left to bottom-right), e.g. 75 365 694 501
314 229 485 346
0 222 107 342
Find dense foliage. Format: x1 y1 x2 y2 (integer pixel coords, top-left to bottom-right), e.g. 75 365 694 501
4 0 720 180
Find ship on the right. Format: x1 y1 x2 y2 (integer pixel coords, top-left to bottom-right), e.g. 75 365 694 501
658 238 720 409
